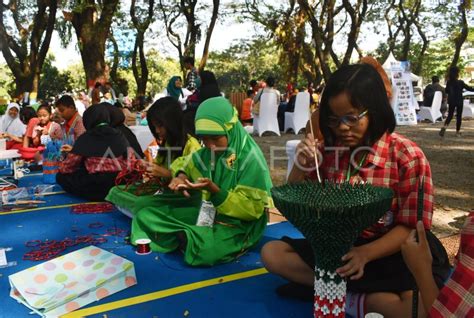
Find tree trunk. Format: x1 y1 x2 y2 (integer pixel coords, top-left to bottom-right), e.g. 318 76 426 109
450 1 469 68
80 40 108 86
109 32 120 85
341 0 367 65
130 0 154 97
298 0 332 81
199 0 220 72
413 19 429 75
132 34 148 97
64 0 119 88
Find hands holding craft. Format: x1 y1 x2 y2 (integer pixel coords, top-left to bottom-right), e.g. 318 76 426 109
169 173 220 197
137 160 172 179
61 144 73 153
295 133 321 170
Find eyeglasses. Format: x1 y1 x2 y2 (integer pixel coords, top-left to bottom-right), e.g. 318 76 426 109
328 110 368 128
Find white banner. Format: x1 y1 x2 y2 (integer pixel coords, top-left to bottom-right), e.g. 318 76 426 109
390 61 417 125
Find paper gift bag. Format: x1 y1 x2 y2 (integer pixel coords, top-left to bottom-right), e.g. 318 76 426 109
9 246 137 317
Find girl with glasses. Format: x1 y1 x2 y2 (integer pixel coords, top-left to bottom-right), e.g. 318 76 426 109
261 64 450 318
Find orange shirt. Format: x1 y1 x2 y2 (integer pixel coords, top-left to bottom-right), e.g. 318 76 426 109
240 98 253 120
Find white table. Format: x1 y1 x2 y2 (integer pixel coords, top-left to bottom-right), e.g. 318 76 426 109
128 125 154 151
0 149 21 160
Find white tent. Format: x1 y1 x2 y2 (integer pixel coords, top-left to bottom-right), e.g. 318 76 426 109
382 52 421 83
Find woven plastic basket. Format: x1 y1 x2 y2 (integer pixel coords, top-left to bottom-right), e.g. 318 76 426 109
271 181 393 317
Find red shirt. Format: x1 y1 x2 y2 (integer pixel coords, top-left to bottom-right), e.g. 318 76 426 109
25 118 40 138
310 132 433 238
428 212 474 317
240 98 253 120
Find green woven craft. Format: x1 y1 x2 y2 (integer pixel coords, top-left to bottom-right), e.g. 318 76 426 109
271 181 393 317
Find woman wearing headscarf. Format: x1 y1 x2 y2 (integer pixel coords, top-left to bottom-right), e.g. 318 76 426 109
131 97 273 266
56 103 131 201
107 103 144 158
0 103 26 149
166 76 185 102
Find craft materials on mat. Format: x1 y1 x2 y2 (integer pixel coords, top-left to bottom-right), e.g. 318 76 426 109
23 223 130 261
271 181 393 318
2 185 60 204
0 185 62 212
115 159 166 195
10 246 137 317
0 247 17 269
71 203 115 214
23 235 108 261
135 239 152 255
0 176 17 191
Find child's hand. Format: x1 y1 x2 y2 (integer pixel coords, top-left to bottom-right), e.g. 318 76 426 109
295 133 319 169
336 246 369 280
401 221 432 277
169 175 190 197
184 178 220 193
61 144 73 152
143 161 169 178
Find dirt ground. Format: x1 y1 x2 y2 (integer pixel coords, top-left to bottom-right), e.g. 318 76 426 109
253 118 474 258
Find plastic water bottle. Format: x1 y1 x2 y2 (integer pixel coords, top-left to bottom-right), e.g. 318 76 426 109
135 112 141 126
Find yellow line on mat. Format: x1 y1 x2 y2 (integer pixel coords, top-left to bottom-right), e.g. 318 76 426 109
62 267 269 318
0 202 102 215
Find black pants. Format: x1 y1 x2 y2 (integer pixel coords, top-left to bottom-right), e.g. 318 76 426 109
444 102 464 131
57 169 118 201
282 231 451 293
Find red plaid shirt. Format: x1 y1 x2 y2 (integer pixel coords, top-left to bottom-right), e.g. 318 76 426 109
310 132 433 238
59 153 131 174
429 212 474 317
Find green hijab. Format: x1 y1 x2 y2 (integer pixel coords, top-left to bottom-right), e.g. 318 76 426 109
193 97 273 204
167 76 183 101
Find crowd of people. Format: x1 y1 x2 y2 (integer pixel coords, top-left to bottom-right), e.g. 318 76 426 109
0 56 472 317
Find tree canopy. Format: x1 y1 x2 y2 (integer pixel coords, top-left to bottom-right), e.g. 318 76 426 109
0 0 472 101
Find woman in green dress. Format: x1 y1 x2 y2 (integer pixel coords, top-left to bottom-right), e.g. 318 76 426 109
131 96 273 266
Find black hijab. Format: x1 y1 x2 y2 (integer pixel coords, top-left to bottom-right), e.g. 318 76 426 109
199 70 221 102
72 103 129 157
107 103 144 157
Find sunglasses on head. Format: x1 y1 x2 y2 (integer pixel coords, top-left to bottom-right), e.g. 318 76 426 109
328 109 368 128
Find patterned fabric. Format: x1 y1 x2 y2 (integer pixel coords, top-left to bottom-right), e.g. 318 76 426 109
186 67 199 91
59 153 130 174
310 132 433 238
428 212 474 318
63 112 86 142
